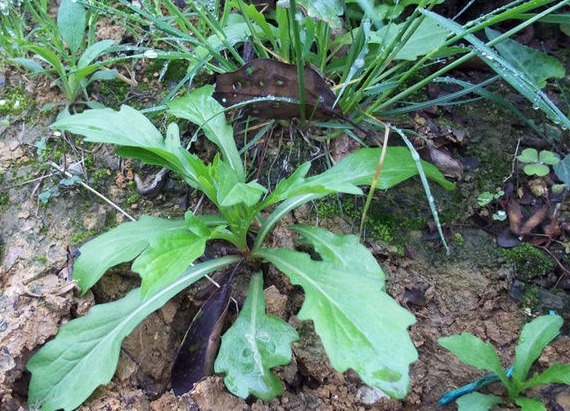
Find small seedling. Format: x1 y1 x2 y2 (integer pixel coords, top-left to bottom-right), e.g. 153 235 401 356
517 148 560 177
477 190 504 207
439 314 570 410
477 190 506 221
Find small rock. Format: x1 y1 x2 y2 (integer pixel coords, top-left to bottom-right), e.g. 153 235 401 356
355 385 389 405
264 285 287 318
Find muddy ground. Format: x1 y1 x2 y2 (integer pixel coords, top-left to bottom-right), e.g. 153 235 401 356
2 49 570 411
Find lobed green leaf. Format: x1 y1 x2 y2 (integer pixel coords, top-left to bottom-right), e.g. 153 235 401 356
254 225 417 398
214 273 298 400
72 216 187 293
522 362 570 390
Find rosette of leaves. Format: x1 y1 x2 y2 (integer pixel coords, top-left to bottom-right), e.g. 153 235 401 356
26 85 454 410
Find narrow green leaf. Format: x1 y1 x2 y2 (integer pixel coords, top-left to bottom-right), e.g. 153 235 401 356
514 396 547 411
438 333 509 385
214 272 298 400
27 45 66 74
522 363 570 389
57 0 86 55
456 392 503 411
72 216 187 292
254 225 417 398
78 39 115 69
87 69 119 85
27 256 240 411
167 85 245 182
10 58 46 73
513 315 562 382
486 28 565 89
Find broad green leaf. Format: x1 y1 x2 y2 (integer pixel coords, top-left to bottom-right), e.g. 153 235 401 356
131 229 206 297
522 362 570 389
368 19 448 61
214 273 298 400
486 28 565 89
78 39 115 69
254 225 417 398
514 396 546 411
72 216 187 292
265 147 453 207
27 256 240 411
214 160 267 207
218 180 267 207
51 106 199 182
52 105 163 148
553 154 570 185
456 392 503 411
57 0 86 55
315 147 454 190
513 314 563 382
422 9 570 130
438 333 509 386
185 211 213 238
255 147 454 248
295 0 343 29
167 85 245 181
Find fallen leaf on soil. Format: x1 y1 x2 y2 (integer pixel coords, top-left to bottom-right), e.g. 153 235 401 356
213 58 341 120
425 143 463 179
171 275 233 395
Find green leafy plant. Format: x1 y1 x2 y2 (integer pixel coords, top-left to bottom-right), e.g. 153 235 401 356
439 314 570 410
88 0 570 131
517 148 560 177
4 0 139 111
0 0 30 58
477 189 506 221
477 190 504 207
26 85 453 410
